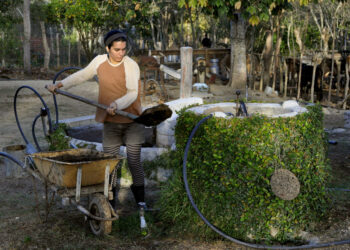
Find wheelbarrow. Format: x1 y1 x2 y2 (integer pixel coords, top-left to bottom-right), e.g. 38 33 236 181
1 148 121 236
9 83 153 236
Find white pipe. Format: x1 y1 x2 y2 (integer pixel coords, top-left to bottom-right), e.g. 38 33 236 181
159 64 181 80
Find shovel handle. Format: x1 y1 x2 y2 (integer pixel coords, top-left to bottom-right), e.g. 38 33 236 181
54 88 138 120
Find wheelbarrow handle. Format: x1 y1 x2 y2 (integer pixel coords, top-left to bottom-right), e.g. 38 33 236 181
54 88 138 120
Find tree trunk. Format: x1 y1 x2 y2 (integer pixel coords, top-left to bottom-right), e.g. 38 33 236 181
56 33 60 68
343 57 349 109
1 32 5 67
248 27 256 90
273 16 282 92
40 21 50 70
229 21 234 87
283 59 288 97
186 4 196 48
328 21 336 103
287 20 292 56
68 40 71 66
259 51 265 91
23 0 31 73
310 58 317 103
212 22 217 48
279 56 284 95
336 60 341 97
294 27 303 100
161 7 170 50
49 27 54 54
321 28 330 53
262 30 273 88
230 14 247 91
180 11 184 46
77 41 81 67
150 16 157 49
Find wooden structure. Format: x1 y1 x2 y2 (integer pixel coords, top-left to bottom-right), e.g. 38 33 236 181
142 48 230 100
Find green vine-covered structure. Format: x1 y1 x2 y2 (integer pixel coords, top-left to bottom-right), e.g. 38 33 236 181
159 104 330 244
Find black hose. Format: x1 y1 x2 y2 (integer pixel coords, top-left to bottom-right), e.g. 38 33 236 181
182 114 350 249
52 67 82 127
240 101 248 116
52 67 99 127
0 152 25 168
14 85 53 154
32 114 42 152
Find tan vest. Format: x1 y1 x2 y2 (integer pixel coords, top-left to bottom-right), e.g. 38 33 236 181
95 60 142 123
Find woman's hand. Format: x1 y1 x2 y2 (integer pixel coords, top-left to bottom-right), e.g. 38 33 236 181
45 82 63 93
107 102 117 115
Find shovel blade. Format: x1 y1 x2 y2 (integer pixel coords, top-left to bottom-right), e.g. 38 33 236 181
135 104 172 126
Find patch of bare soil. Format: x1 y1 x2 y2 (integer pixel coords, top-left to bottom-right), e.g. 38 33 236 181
0 67 74 81
1 78 350 249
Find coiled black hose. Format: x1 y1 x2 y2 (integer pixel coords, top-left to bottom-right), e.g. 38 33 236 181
182 114 350 249
0 152 25 168
32 114 42 152
14 85 53 154
52 67 99 127
52 67 83 127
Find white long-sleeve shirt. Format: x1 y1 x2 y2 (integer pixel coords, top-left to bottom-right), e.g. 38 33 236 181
60 54 140 111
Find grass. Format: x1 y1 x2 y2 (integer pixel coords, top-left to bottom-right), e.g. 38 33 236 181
112 210 166 239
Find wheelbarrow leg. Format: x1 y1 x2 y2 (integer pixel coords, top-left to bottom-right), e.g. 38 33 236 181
109 160 123 210
75 167 82 203
104 164 110 198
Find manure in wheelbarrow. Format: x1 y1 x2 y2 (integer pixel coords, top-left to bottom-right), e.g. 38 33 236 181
49 154 112 163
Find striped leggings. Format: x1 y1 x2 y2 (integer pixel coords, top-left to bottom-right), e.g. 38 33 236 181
104 144 144 186
103 122 145 186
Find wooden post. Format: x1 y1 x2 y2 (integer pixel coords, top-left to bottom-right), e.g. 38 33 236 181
180 47 193 98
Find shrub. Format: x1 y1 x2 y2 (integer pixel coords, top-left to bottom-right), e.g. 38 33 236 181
46 123 70 151
158 104 330 243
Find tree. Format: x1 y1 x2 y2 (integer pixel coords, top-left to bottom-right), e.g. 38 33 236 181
46 0 122 61
0 0 21 67
119 0 181 50
23 0 31 73
32 0 51 70
179 0 297 91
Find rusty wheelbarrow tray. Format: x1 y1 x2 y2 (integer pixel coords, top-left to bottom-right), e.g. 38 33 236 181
28 148 121 236
30 148 118 188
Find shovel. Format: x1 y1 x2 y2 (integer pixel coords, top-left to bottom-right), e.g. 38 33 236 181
54 89 172 126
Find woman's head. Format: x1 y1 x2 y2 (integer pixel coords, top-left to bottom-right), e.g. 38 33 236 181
104 29 127 49
104 30 127 63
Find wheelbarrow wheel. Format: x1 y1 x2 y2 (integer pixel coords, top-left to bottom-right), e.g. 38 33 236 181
88 193 112 236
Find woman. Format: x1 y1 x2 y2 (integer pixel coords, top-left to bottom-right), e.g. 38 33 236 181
46 29 146 210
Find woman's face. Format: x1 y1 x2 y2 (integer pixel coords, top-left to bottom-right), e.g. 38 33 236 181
106 41 127 63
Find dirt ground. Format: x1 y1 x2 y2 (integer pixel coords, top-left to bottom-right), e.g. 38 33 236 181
2 73 350 249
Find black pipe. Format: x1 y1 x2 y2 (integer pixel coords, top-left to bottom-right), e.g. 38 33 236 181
0 152 25 168
32 114 42 152
14 85 53 154
52 67 99 127
52 67 82 127
182 114 350 249
240 101 248 116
